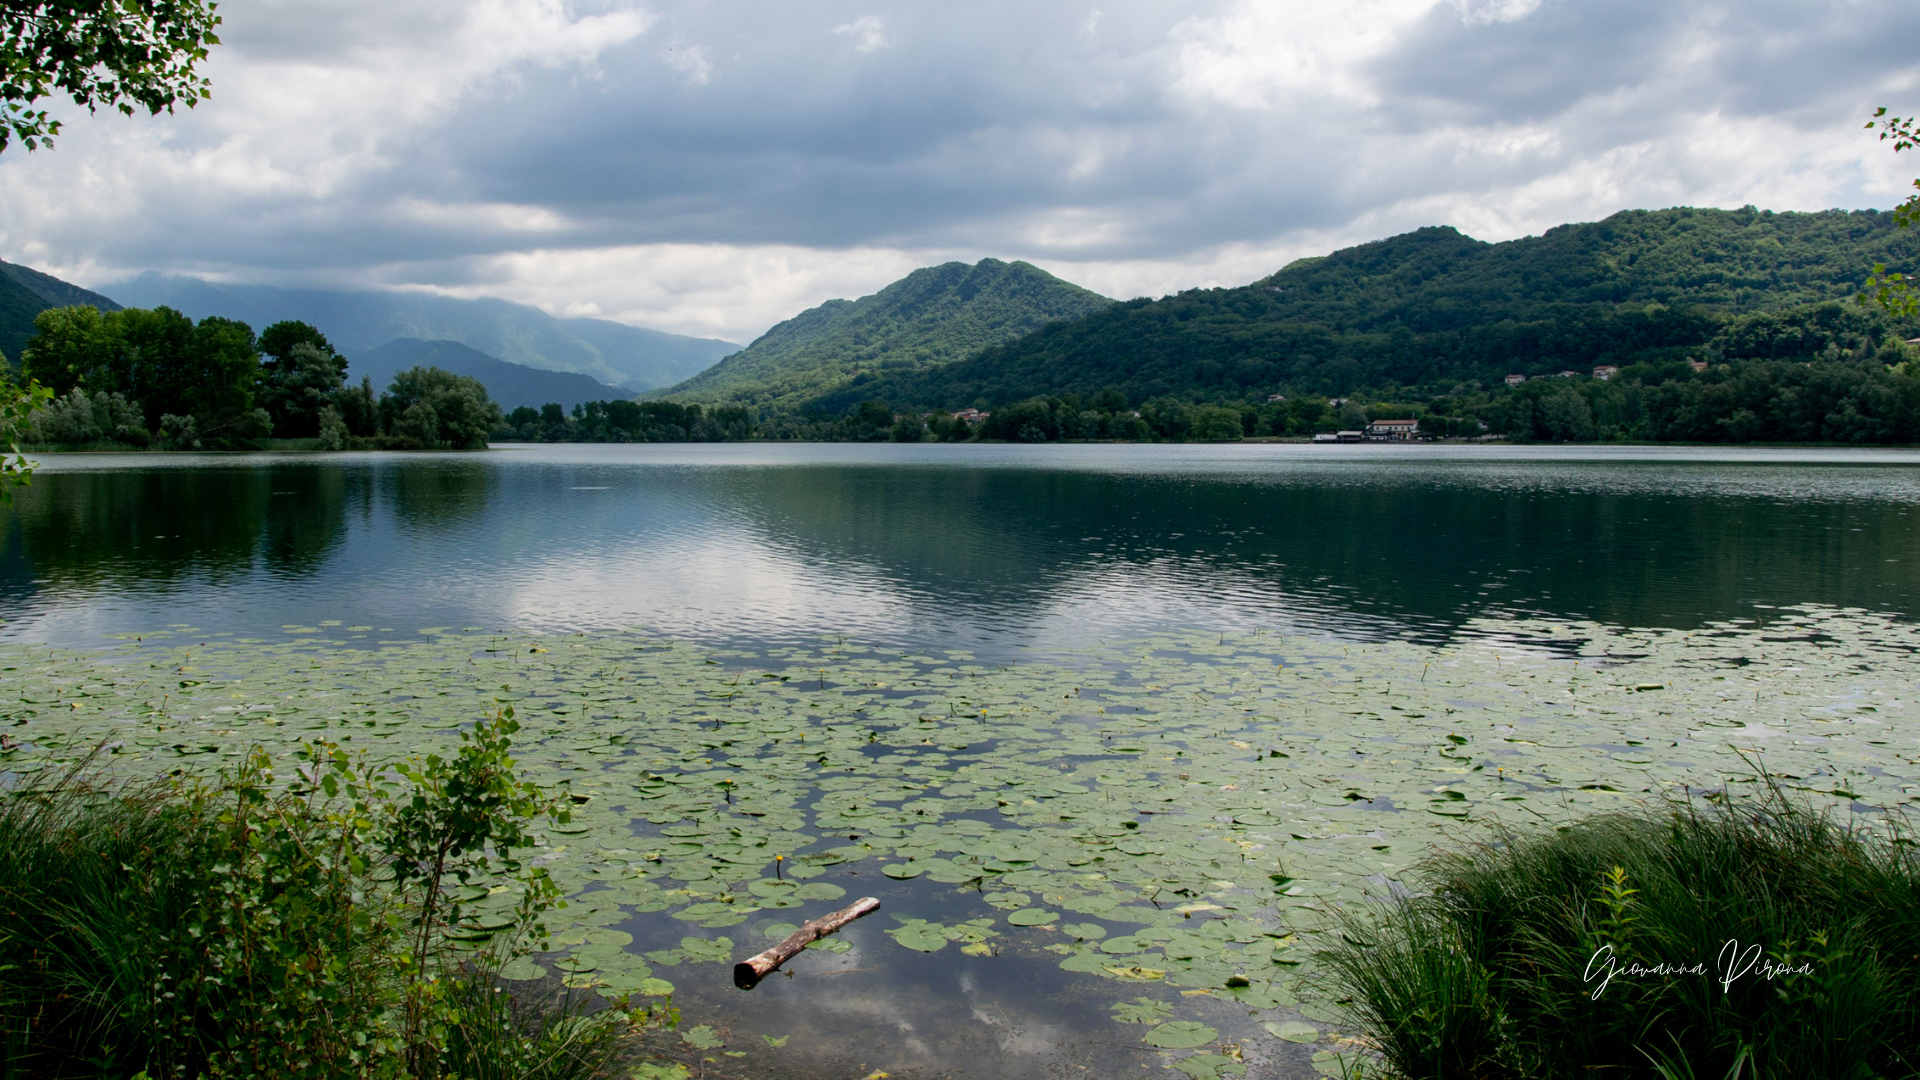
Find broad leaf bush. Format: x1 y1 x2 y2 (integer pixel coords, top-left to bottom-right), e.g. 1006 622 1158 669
0 707 668 1079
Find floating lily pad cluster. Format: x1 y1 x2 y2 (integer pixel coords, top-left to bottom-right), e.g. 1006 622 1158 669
3 608 1916 1071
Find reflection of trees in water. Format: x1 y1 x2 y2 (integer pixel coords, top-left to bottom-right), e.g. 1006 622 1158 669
377 460 497 533
716 467 1920 636
1 466 354 589
258 467 352 577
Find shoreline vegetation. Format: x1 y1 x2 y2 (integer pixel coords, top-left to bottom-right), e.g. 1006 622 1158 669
4 307 500 454
1326 789 1920 1079
0 711 693 1080
4 609 1917 1078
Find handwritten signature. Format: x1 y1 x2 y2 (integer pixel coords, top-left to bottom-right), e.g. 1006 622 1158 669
1582 941 1814 999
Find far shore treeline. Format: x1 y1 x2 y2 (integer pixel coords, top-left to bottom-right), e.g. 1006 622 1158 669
4 305 499 450
507 300 1920 445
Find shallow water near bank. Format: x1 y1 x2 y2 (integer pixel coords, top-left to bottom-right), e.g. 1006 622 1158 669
5 611 1917 1077
5 443 1920 1077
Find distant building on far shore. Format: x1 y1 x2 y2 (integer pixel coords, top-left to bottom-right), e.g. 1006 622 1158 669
952 408 987 422
1593 365 1619 381
1505 374 1527 387
1367 419 1420 441
1690 359 1709 372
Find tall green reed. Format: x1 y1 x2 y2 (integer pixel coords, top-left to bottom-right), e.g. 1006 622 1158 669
1324 785 1920 1079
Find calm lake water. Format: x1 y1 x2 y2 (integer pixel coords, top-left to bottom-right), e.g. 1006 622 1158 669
4 442 1920 651
8 442 1920 1079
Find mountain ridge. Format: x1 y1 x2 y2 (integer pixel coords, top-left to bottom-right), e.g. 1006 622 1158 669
0 260 122 361
105 275 737 392
357 339 628 412
658 258 1113 411
842 207 1920 409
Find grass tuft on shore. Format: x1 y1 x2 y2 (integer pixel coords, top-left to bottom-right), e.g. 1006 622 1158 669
1323 784 1920 1079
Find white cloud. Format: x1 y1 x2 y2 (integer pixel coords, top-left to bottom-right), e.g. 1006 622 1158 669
660 42 712 84
833 15 890 54
0 0 1916 346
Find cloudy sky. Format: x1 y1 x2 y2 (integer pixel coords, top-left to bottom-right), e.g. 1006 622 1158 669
1 0 1916 344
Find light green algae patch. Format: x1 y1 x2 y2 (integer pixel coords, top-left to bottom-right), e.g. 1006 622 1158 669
3 606 1916 1064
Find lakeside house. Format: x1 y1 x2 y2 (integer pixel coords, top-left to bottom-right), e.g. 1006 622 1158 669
1312 432 1339 442
1505 374 1526 386
1593 365 1618 380
952 408 987 422
1690 359 1708 372
1335 430 1366 442
1366 418 1420 441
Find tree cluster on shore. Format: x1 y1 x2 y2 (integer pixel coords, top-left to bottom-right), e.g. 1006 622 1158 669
5 306 499 450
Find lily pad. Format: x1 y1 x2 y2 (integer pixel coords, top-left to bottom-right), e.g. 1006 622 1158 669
1006 908 1057 926
1264 1020 1320 1043
1142 1021 1219 1049
1111 997 1173 1024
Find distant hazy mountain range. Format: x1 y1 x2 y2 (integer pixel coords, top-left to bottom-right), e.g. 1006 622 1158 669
0 260 122 359
658 258 1113 411
107 275 738 392
359 338 624 411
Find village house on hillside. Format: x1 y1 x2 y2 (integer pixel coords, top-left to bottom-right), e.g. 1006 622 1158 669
1366 418 1419 441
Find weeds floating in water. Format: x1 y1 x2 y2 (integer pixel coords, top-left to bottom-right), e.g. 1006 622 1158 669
1323 783 1920 1079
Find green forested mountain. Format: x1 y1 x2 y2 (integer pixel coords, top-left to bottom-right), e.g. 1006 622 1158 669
845 207 1920 410
660 258 1112 410
0 261 121 361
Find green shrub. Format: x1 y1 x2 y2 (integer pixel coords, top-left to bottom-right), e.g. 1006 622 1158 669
1323 788 1920 1079
0 709 667 1080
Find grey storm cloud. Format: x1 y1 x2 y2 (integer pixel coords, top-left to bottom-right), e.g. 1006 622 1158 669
0 0 1915 340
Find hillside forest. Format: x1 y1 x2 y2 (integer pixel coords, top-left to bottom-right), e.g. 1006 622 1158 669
5 305 500 449
517 207 1920 446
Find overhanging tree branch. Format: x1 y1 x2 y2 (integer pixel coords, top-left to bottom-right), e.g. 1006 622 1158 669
1 0 222 152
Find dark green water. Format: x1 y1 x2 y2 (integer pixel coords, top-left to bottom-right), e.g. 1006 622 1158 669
4 443 1919 650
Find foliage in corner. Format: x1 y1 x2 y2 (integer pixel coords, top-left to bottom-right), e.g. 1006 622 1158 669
0 0 223 153
0 705 668 1079
0 369 51 500
1862 108 1920 319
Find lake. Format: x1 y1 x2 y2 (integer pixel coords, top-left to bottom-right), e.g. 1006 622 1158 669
7 442 1920 651
5 443 1920 1079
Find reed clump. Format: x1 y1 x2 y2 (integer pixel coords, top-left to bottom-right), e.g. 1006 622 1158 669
1323 786 1920 1079
0 709 670 1079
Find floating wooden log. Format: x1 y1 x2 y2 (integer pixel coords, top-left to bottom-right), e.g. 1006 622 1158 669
734 896 881 989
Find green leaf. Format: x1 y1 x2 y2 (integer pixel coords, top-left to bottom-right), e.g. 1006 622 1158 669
1142 1021 1218 1049
1264 1020 1320 1043
1110 997 1173 1024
